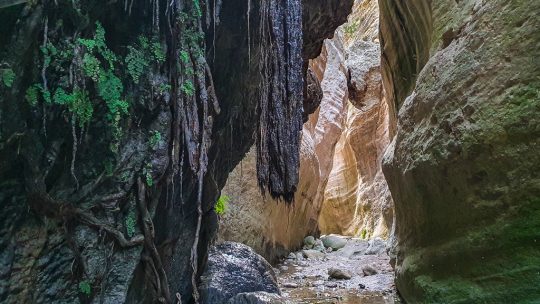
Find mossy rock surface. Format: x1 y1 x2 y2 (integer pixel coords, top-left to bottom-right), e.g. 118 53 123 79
380 0 540 302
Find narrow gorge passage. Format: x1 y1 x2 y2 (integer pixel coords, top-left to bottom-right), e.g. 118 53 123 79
215 1 399 303
1 0 539 303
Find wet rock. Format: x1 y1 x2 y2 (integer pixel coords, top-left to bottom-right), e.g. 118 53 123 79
321 235 347 250
302 249 325 260
304 236 316 246
282 282 299 289
200 242 280 304
287 253 296 260
362 265 378 276
296 252 305 261
328 268 352 280
326 247 333 253
358 283 366 289
365 237 386 255
325 282 338 288
228 291 289 304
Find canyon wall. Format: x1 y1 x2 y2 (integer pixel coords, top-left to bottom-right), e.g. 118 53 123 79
319 0 394 239
218 37 350 262
0 1 352 303
380 0 540 302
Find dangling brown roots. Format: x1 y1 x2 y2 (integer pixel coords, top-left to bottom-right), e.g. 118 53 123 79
168 1 219 302
138 178 171 303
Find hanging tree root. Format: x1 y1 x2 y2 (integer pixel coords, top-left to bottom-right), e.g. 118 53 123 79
138 178 171 303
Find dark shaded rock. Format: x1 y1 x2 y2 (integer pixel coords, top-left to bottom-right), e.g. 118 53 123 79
200 242 280 304
302 0 354 60
328 268 352 280
303 68 323 122
325 282 338 288
362 265 378 276
282 282 298 289
379 0 431 118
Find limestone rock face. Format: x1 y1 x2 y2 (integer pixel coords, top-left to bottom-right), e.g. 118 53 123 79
380 0 540 302
217 38 349 262
319 0 394 239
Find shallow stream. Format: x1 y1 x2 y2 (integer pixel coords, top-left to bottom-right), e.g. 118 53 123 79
274 237 402 304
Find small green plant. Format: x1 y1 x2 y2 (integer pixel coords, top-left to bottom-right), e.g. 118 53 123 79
343 21 359 36
78 280 91 295
125 36 165 83
361 229 367 239
149 130 162 149
53 88 93 127
125 210 136 237
151 40 166 63
103 159 115 177
25 85 40 106
157 83 171 95
143 162 154 187
125 45 147 84
119 171 130 182
179 50 190 64
193 0 202 17
181 80 195 96
2 68 15 87
215 195 230 215
82 53 101 81
145 172 153 187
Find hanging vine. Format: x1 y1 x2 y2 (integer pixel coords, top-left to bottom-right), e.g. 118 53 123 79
0 0 219 302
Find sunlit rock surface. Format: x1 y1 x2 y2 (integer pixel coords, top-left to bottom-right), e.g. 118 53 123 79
381 0 540 302
217 38 349 262
319 0 394 240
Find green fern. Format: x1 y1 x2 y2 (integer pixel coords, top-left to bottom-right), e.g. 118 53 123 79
2 69 15 87
78 281 91 295
181 80 195 96
151 40 166 63
125 210 136 238
215 195 230 215
179 50 190 64
25 85 40 106
125 45 147 84
53 88 93 127
149 131 162 149
82 53 101 81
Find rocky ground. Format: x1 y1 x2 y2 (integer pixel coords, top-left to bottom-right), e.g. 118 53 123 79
275 235 401 304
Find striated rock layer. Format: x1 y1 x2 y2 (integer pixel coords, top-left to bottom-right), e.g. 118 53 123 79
319 0 394 240
218 37 350 262
380 0 540 302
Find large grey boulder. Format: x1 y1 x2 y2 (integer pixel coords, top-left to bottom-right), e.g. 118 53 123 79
320 235 347 250
200 242 280 304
